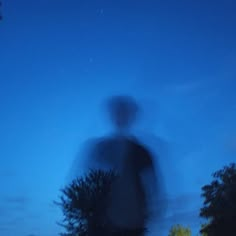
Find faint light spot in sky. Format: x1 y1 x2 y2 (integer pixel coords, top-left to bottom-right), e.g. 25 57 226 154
97 8 104 15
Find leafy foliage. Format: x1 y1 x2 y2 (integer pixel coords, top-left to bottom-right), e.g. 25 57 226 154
168 224 191 236
55 169 147 236
198 224 208 236
200 163 236 236
55 169 117 236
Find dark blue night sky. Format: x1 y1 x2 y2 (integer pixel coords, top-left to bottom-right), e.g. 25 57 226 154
0 0 236 235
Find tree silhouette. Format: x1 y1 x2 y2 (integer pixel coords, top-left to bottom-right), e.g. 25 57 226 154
55 169 147 236
198 224 208 236
168 224 191 236
200 163 236 236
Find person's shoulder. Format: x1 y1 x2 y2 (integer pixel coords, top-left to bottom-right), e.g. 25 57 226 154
127 136 150 152
85 136 117 154
127 136 154 166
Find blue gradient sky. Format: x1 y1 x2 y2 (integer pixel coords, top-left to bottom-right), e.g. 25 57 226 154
0 0 236 235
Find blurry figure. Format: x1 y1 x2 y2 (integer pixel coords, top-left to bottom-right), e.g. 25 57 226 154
70 95 165 233
106 95 139 132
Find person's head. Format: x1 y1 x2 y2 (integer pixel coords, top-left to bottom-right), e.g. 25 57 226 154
106 95 139 131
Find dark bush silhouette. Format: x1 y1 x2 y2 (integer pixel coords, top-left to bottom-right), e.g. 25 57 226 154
200 163 236 236
55 169 147 236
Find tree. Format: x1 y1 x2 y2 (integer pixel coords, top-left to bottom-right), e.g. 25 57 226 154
198 224 208 236
55 169 146 236
168 224 191 236
200 163 236 236
55 169 117 236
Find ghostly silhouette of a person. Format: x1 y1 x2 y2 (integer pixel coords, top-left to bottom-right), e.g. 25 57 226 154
80 95 159 232
68 96 162 233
